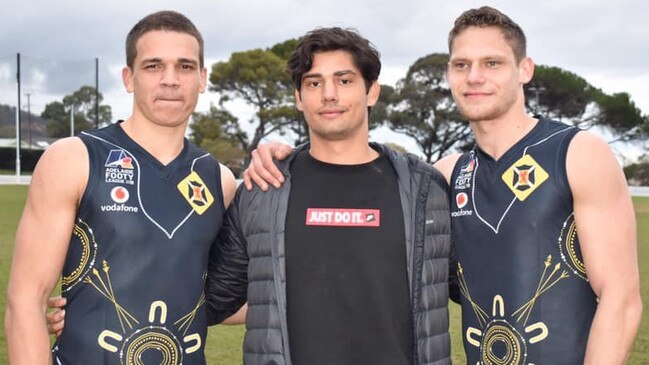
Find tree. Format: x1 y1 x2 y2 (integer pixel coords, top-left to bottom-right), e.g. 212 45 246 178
209 47 299 165
382 53 472 163
624 154 649 186
525 65 648 143
592 92 648 142
190 105 248 175
524 65 594 120
41 86 112 138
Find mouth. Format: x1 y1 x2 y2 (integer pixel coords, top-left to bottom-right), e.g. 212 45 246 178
463 91 492 100
318 109 346 119
156 96 184 103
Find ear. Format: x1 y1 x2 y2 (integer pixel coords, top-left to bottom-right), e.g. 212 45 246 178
294 89 304 111
519 57 535 84
200 67 208 93
122 66 134 93
366 81 381 107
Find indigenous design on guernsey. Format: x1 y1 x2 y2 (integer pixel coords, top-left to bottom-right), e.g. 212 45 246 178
458 256 569 365
450 118 597 364
52 123 224 365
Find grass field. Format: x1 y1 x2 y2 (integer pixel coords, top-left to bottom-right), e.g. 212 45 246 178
0 185 647 363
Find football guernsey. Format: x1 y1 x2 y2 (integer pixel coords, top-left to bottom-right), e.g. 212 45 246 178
284 150 413 365
52 122 225 364
450 118 597 364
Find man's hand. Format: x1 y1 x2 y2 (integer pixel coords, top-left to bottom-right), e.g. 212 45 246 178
46 296 66 337
242 142 292 191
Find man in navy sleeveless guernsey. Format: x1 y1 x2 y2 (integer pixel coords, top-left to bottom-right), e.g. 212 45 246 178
433 7 642 363
243 7 643 364
205 27 453 364
6 11 237 364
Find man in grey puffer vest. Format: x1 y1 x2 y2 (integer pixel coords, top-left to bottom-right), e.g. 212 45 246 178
205 27 454 365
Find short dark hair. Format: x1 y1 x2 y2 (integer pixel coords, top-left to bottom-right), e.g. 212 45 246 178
448 6 527 62
287 27 381 92
126 10 204 69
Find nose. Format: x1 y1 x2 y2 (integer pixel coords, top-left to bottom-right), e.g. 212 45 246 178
466 64 486 85
321 80 338 103
160 67 180 87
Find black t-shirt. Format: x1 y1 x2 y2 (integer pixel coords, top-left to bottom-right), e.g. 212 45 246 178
285 149 414 365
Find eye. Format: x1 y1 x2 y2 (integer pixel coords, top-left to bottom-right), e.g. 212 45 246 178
144 64 161 70
486 60 500 68
305 80 321 88
180 64 196 70
453 62 468 70
339 78 352 85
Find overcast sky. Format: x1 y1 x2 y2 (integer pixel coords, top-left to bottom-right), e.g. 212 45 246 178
0 0 647 158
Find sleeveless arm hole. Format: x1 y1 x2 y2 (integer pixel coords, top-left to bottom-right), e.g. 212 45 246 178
75 134 95 217
554 127 580 210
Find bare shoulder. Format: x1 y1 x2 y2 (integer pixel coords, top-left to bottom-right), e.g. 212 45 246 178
32 137 89 200
566 130 626 195
433 153 462 184
219 163 237 208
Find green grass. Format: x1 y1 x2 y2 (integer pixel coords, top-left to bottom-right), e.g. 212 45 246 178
0 187 647 363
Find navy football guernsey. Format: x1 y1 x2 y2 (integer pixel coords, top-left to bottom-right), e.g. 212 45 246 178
450 118 597 364
52 122 225 364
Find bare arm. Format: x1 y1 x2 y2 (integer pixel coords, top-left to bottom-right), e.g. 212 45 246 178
219 163 237 207
567 132 642 364
433 153 461 185
5 138 88 364
242 141 292 191
220 303 248 325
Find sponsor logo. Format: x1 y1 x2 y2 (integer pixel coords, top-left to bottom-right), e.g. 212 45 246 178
105 149 135 185
305 208 380 227
501 154 549 201
177 171 214 215
451 209 473 217
456 192 468 209
100 203 139 213
451 192 472 218
110 186 129 203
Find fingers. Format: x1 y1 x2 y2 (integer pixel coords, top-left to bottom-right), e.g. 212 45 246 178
46 308 65 337
47 296 66 310
242 150 267 191
263 143 290 183
242 141 292 191
46 296 67 337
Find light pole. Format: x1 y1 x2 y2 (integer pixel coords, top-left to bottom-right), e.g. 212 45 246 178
25 90 32 148
70 104 75 137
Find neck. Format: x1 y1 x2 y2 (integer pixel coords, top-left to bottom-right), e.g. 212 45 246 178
309 134 378 165
120 117 187 165
471 109 538 161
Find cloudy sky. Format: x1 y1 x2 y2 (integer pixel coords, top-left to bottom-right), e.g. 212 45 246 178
1 0 647 159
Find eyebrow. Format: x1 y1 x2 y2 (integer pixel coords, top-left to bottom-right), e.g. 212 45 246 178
302 69 357 81
139 57 199 65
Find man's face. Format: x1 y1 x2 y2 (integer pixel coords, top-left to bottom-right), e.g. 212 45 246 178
122 30 206 128
447 26 532 123
296 50 379 142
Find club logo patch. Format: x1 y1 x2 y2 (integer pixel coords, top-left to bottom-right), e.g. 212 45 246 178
105 149 135 185
501 154 549 201
177 171 214 215
455 154 476 190
105 149 134 169
110 186 130 203
306 208 380 227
